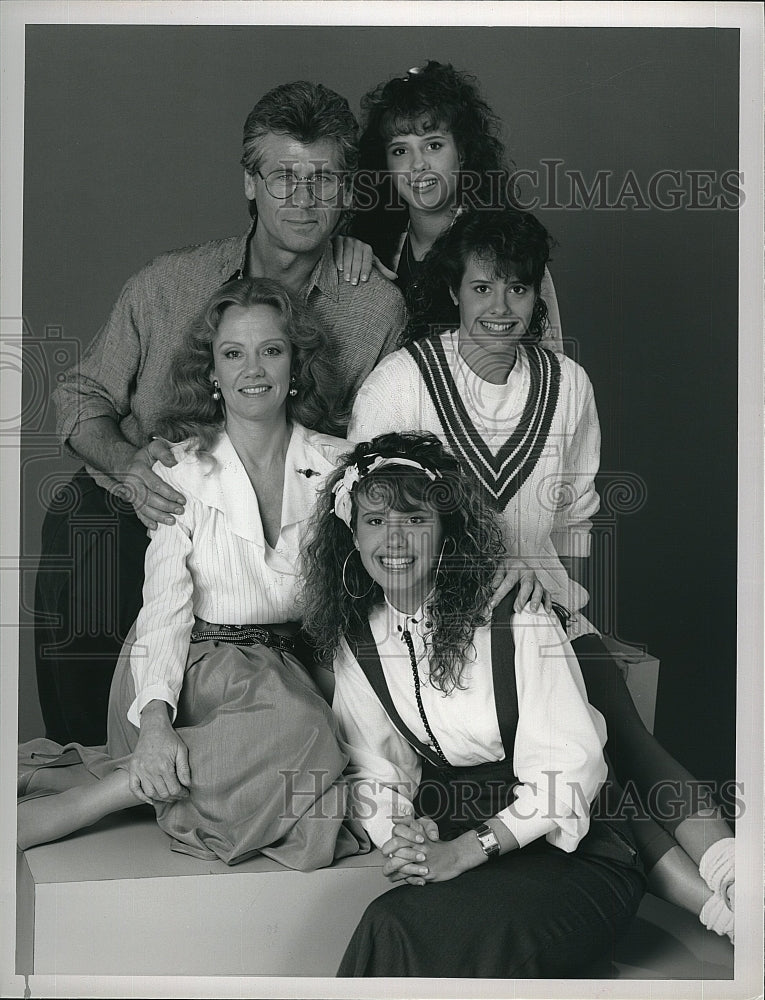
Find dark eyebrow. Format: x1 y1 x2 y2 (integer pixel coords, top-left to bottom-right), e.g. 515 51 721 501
386 132 447 147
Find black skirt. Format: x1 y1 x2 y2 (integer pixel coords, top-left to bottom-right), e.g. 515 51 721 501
338 760 645 978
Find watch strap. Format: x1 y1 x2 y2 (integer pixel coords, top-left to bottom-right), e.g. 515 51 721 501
474 821 501 858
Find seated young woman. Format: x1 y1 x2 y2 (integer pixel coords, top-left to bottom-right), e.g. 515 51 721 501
17 277 364 869
300 431 645 977
334 60 562 348
346 206 735 942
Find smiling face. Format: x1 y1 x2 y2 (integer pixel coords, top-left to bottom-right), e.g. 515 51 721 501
453 252 538 376
244 133 346 256
210 304 293 426
354 482 443 615
384 121 461 213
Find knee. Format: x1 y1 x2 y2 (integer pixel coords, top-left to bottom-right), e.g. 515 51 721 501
358 886 416 933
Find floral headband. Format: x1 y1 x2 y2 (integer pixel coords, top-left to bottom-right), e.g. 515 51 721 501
332 455 441 528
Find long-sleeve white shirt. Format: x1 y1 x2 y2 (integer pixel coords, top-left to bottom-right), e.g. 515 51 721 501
348 332 601 618
128 424 349 726
332 600 608 852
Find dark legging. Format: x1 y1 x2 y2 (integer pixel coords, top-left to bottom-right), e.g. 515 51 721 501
571 634 717 870
34 468 149 745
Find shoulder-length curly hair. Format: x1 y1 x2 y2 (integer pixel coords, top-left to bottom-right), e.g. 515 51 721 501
300 432 505 693
152 277 344 449
405 205 555 344
351 61 514 265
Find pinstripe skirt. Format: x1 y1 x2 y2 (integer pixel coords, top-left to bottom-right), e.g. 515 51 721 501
21 623 367 870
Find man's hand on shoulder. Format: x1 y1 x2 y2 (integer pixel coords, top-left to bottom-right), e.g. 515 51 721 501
115 437 186 530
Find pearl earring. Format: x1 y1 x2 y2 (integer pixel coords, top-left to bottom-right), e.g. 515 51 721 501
212 379 221 401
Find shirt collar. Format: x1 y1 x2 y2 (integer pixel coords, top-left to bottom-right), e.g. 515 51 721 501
225 218 258 282
227 219 338 304
383 592 435 640
448 328 525 392
177 425 337 547
279 423 340 531
302 241 340 303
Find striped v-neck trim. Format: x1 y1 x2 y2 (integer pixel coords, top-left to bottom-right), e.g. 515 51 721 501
405 337 561 511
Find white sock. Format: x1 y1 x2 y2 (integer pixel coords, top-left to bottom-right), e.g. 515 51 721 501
699 837 735 899
699 892 734 944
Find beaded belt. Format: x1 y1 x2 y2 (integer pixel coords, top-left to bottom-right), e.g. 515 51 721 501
189 623 296 653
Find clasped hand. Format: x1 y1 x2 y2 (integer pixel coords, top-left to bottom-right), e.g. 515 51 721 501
381 814 474 886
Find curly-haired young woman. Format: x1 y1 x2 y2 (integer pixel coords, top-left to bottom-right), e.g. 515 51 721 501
333 60 562 347
300 431 645 976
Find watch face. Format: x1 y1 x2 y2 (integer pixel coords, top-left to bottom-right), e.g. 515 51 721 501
476 825 500 856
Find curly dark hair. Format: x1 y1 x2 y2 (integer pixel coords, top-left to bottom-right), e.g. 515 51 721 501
351 61 515 265
300 432 505 693
152 277 344 449
405 205 555 343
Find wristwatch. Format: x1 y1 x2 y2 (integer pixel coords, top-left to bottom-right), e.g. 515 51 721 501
474 822 500 859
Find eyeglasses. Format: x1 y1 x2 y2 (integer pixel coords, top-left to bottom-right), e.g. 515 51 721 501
255 168 344 202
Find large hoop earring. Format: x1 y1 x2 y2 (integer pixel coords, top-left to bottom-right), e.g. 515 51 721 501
342 550 373 600
434 536 457 581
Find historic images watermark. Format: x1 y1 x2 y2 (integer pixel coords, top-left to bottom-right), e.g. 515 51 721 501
278 768 746 825
352 164 745 212
245 160 745 213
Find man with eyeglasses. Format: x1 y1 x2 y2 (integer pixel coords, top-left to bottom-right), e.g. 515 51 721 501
37 81 406 745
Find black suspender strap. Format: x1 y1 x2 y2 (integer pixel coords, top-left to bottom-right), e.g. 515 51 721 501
489 588 521 757
347 619 446 768
347 592 528 767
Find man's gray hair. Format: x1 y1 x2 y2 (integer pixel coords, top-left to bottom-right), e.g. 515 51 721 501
241 80 359 176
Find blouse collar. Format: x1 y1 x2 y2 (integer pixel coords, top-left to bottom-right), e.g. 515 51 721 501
178 424 339 546
383 592 435 641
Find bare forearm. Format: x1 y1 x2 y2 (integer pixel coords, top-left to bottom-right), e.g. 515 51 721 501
68 414 139 478
139 699 174 730
67 421 184 528
487 817 520 854
449 819 520 874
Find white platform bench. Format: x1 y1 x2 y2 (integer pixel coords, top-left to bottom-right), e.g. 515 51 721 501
15 642 733 979
15 808 734 979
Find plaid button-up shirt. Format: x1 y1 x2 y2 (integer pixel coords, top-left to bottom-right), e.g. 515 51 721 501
53 224 407 491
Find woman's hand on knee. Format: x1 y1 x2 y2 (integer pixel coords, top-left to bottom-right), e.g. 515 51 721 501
129 701 191 804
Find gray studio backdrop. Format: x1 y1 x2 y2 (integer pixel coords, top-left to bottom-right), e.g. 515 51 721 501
20 25 739 797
